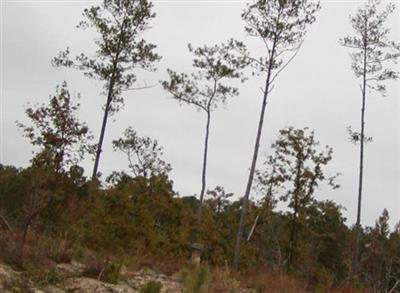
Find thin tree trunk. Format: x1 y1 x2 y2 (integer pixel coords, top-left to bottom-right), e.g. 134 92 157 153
233 40 277 270
18 218 32 265
287 207 298 272
91 22 125 181
191 101 214 265
197 111 211 224
287 157 302 272
91 84 114 181
352 39 368 278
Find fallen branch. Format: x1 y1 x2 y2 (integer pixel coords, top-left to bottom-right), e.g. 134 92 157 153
0 213 13 232
246 214 259 242
389 280 400 293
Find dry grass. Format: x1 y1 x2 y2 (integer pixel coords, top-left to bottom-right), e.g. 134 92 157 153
239 269 308 293
0 230 373 292
0 228 74 270
209 266 240 292
124 252 189 276
238 268 372 293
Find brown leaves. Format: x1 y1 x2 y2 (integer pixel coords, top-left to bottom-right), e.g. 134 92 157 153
17 83 94 173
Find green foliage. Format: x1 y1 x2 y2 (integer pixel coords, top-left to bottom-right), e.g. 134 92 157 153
0 165 76 234
241 0 321 75
1 158 400 290
112 127 172 178
140 280 162 293
255 127 340 272
341 0 400 96
162 41 249 112
359 209 397 292
197 187 240 265
79 174 192 257
306 200 349 281
256 127 340 205
181 266 211 293
0 165 30 221
53 0 161 113
104 261 122 284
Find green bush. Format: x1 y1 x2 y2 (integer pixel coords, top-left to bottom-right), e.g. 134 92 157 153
104 261 122 284
140 280 163 293
181 266 210 293
83 257 122 284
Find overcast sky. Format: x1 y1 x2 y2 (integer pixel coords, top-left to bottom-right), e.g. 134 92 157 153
1 0 399 228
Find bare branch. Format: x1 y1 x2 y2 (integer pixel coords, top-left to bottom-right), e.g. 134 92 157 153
124 82 158 91
167 91 207 112
267 84 275 94
270 41 303 85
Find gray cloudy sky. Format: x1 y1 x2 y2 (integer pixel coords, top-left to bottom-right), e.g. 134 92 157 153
1 0 399 228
